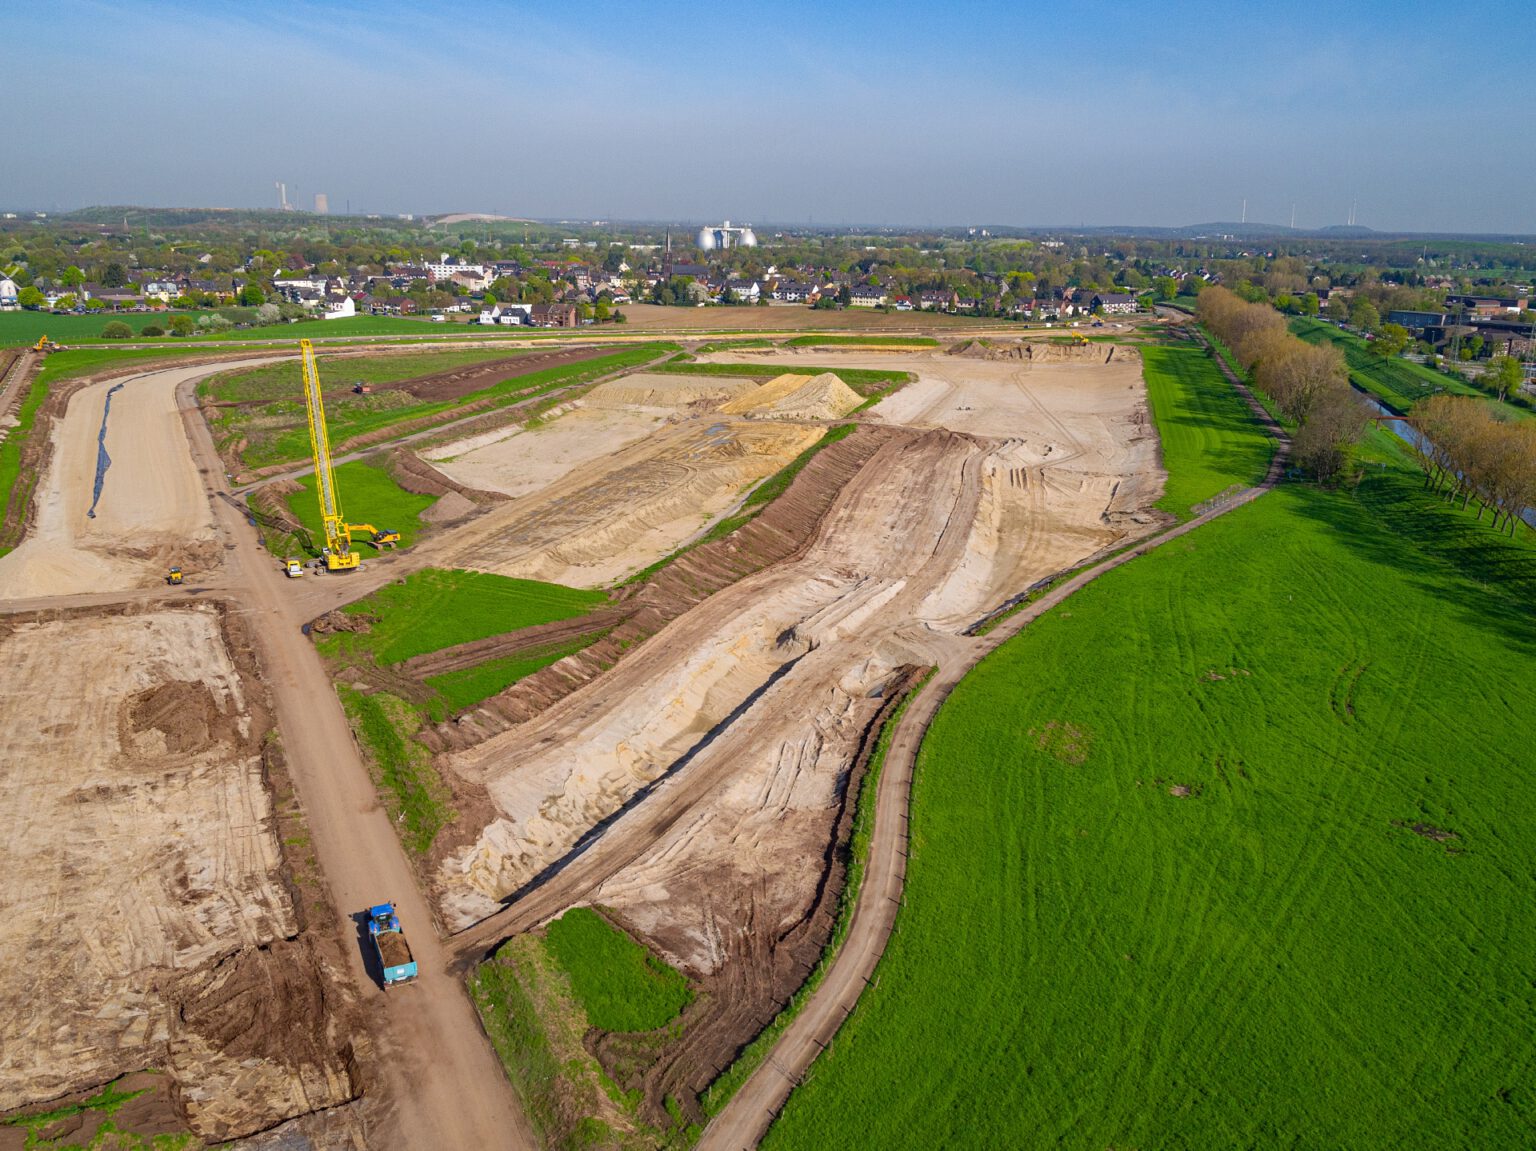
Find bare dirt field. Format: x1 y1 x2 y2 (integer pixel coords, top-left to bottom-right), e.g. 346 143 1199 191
0 357 279 598
423 370 764 501
415 416 824 587
0 602 358 1142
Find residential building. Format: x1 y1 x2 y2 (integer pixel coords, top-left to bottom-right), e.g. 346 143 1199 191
848 284 888 308
530 302 579 327
323 296 357 320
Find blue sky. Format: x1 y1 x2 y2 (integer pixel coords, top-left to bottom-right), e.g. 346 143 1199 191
6 1 1533 232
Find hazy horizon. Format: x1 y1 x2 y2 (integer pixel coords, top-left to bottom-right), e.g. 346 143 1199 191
7 1 1534 234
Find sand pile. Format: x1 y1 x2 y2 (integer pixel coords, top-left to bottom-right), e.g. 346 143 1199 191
720 373 863 421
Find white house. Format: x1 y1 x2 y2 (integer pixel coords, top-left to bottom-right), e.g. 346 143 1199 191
322 296 356 320
479 302 531 325
0 278 18 309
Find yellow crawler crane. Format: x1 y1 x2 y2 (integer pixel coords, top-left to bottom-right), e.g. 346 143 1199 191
299 340 400 571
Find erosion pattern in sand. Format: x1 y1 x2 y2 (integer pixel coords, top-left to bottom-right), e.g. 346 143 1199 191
0 358 275 598
419 416 824 588
0 605 353 1138
423 372 760 501
435 348 1165 947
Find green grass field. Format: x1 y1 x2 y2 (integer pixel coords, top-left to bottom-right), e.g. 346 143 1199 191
1141 344 1274 518
423 635 601 712
543 908 694 1033
201 348 533 404
1290 317 1527 419
285 460 437 554
320 567 609 666
765 443 1536 1148
0 309 199 346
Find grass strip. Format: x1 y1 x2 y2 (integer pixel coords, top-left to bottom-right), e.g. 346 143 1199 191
1141 344 1274 519
650 360 911 396
335 687 451 854
543 908 694 1033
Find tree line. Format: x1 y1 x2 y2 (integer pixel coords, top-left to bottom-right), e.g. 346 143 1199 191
1196 286 1371 481
1409 396 1536 535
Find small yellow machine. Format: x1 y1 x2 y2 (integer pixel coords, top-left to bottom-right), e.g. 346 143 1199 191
33 335 60 353
166 566 184 585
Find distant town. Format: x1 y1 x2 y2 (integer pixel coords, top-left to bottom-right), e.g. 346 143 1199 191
0 209 1530 378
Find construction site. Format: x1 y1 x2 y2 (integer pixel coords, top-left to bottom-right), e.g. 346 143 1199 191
0 324 1168 1148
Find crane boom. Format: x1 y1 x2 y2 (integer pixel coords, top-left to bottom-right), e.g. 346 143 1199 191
299 339 361 570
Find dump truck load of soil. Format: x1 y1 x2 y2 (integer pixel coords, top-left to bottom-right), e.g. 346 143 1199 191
0 603 355 1138
375 932 413 969
719 372 863 421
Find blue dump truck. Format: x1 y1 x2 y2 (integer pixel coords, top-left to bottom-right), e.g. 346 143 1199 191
368 902 418 987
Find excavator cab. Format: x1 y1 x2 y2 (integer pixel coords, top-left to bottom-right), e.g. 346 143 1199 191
166 566 184 585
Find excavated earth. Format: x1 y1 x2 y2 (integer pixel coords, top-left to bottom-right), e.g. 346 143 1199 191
401 345 1164 1122
0 602 360 1143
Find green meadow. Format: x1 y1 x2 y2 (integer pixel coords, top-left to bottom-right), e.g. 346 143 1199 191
766 434 1536 1148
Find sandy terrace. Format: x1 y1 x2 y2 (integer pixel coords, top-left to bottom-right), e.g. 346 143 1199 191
422 371 766 504
434 347 1165 945
0 359 282 599
0 605 353 1136
418 416 823 588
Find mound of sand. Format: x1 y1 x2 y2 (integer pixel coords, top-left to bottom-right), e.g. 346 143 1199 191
584 373 758 410
719 373 863 421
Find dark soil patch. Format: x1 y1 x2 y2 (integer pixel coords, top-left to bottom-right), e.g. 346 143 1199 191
392 347 610 402
125 679 240 755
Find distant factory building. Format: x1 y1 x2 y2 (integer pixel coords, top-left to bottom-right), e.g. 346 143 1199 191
696 220 758 250
314 192 329 215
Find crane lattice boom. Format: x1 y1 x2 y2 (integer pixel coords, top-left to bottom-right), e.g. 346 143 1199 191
299 339 361 570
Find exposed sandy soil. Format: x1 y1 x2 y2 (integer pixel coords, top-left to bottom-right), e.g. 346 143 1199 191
423 371 764 503
0 357 279 598
422 345 1164 1121
718 372 863 421
0 603 357 1140
413 417 824 587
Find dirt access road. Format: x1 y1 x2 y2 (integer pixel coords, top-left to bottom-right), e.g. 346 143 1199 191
179 381 536 1149
0 354 533 1148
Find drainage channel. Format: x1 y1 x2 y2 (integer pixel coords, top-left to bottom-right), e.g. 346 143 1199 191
86 383 125 519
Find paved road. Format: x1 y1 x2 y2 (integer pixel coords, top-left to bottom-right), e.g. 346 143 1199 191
697 337 1290 1150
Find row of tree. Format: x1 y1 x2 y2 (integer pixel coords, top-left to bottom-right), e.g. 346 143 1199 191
1409 396 1536 534
1196 286 1372 481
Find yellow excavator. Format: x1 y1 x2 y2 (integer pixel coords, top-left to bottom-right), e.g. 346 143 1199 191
33 335 61 353
299 339 400 571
